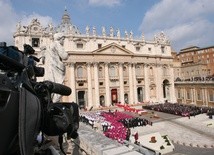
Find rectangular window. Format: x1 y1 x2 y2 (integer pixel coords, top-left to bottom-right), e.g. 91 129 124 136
98 44 102 49
161 46 165 53
136 46 140 51
77 43 83 49
122 45 126 48
148 47 151 51
32 38 39 47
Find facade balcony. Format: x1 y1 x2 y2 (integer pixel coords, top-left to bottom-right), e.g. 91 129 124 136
110 76 119 81
136 75 144 80
76 77 87 82
175 75 214 83
174 77 214 84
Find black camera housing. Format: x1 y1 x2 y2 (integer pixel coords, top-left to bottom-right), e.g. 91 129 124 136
0 42 79 155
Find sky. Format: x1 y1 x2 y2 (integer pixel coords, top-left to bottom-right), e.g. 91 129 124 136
0 0 214 52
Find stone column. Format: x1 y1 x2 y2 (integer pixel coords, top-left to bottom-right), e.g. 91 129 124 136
144 64 150 102
182 88 186 104
87 63 93 109
155 64 162 102
93 63 100 107
191 88 194 104
169 66 177 103
202 88 205 106
204 88 208 106
132 63 138 104
105 62 111 106
119 62 124 104
69 63 76 102
193 88 196 105
128 63 134 104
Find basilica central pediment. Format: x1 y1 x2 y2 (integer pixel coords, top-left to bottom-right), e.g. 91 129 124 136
92 43 134 56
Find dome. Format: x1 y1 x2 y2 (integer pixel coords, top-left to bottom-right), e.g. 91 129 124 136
56 9 80 35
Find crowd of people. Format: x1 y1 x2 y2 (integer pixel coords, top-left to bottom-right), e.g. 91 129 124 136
143 103 213 117
119 117 151 128
207 108 214 119
79 102 214 150
79 110 151 143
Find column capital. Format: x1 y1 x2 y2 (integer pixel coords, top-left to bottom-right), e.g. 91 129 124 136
86 62 92 67
144 63 149 68
156 63 162 67
93 62 99 67
128 62 133 66
132 63 137 67
104 62 110 66
149 63 156 67
68 62 75 67
118 62 124 66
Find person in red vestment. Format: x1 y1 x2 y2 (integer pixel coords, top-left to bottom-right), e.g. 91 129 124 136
133 131 139 144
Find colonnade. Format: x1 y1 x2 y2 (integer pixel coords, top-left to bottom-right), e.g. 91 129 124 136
179 86 209 106
67 62 176 108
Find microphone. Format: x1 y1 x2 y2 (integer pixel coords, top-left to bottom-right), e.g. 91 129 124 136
44 81 71 96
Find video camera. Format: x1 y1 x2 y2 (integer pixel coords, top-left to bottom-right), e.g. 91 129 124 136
0 42 79 155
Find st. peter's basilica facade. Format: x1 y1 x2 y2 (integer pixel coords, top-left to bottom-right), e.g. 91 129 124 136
13 9 176 109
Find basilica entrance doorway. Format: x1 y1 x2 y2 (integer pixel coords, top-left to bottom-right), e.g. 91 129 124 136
124 93 128 104
111 89 118 105
78 91 85 109
137 87 144 102
100 95 105 106
163 79 170 101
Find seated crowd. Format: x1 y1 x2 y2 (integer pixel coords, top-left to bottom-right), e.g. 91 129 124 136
143 103 213 117
80 110 151 143
119 117 151 128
